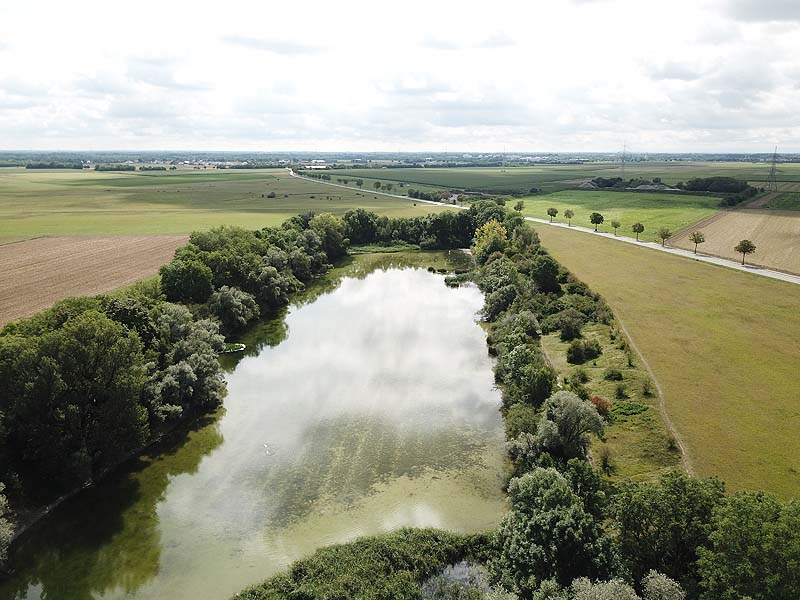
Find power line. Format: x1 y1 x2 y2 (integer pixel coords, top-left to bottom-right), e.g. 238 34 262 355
621 141 627 180
767 145 779 192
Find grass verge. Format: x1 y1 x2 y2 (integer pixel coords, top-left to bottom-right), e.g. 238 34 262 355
535 224 800 498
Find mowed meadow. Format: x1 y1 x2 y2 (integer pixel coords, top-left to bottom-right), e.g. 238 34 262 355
0 168 448 240
534 224 800 498
519 190 720 242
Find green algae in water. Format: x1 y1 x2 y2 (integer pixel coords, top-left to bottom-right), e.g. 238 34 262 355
2 252 504 600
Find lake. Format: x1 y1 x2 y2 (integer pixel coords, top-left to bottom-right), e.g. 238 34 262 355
2 252 506 600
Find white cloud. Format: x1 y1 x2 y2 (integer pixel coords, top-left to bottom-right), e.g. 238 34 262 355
0 0 799 152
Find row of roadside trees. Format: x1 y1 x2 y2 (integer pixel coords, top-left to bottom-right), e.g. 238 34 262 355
544 207 758 265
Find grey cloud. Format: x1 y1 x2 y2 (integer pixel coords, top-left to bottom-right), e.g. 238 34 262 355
1 78 48 97
74 75 131 96
477 32 515 49
221 34 321 55
647 61 706 81
107 96 184 120
422 32 515 51
126 58 209 91
724 0 800 22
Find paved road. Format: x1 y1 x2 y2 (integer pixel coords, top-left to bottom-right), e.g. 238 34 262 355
288 170 800 286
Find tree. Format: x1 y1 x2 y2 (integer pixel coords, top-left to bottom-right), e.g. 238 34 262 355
472 220 508 264
689 231 705 254
7 311 149 482
632 222 645 241
310 213 349 259
514 200 524 212
343 208 379 244
697 492 800 600
658 227 673 247
159 259 214 304
534 391 604 461
734 239 756 265
373 181 381 190
610 220 621 235
570 573 685 600
356 179 363 188
0 484 12 569
547 207 558 222
530 254 561 293
208 286 260 333
611 471 725 593
492 467 612 593
564 209 574 226
589 212 604 231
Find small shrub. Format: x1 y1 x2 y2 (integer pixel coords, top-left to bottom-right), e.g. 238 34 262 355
572 368 590 384
598 445 614 475
568 383 590 401
611 401 648 417
566 338 602 364
642 379 654 397
266 191 276 198
604 368 623 381
590 395 611 417
615 383 628 399
626 350 635 367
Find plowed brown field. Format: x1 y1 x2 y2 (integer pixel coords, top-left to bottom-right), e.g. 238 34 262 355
0 235 187 327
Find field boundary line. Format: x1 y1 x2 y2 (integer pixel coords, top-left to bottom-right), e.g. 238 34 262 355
670 210 730 243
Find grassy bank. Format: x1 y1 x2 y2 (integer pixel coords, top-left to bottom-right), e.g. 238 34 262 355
534 224 800 498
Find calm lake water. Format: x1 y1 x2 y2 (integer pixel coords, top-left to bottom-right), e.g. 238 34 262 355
2 252 506 600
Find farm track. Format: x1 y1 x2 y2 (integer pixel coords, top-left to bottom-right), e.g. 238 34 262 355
0 234 188 327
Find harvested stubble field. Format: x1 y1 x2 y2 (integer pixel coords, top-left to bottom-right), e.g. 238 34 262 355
0 235 187 327
535 224 800 498
670 209 800 274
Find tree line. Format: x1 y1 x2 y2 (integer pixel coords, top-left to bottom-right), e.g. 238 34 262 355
234 202 795 600
467 215 794 599
0 199 516 566
589 175 759 206
544 207 759 264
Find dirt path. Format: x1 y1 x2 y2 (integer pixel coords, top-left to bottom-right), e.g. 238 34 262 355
614 317 693 474
0 234 188 327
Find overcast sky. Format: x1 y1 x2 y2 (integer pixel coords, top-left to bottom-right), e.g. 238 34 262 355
1 0 799 152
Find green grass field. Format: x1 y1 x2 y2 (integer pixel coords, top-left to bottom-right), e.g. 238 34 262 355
0 168 449 239
534 224 800 499
326 161 800 194
541 323 681 481
519 190 720 241
763 192 800 210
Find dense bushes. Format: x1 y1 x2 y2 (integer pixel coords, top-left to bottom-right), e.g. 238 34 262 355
566 338 602 364
0 290 226 488
232 528 482 600
490 467 613 593
208 286 260 333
